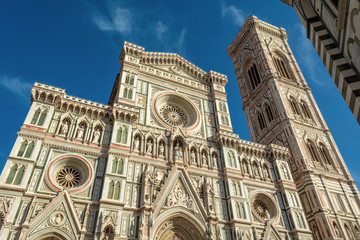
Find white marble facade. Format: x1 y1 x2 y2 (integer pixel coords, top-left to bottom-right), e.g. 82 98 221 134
0 16 356 240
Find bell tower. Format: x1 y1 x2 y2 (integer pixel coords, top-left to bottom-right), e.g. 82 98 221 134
228 16 360 239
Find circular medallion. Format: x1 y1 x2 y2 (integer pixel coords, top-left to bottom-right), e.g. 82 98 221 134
50 211 66 226
250 191 279 223
169 66 183 75
46 154 93 193
152 92 200 130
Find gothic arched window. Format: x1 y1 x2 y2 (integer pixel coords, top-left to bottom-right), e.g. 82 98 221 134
17 140 28 157
123 88 128 98
39 92 46 101
227 151 236 168
108 181 114 198
289 97 301 116
344 224 353 239
31 109 41 125
264 103 274 122
37 110 47 126
125 74 130 84
24 141 35 158
129 75 134 85
6 164 18 184
13 165 25 185
122 128 128 144
300 101 312 120
273 54 291 79
116 128 123 143
319 144 332 165
257 112 266 131
128 89 133 99
114 182 121 200
117 159 123 174
224 116 229 126
247 63 261 90
306 140 320 163
112 158 118 173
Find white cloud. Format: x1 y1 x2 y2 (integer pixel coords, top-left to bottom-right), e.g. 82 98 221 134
0 75 32 100
221 5 245 26
92 7 132 35
92 15 114 31
176 28 187 54
154 21 168 41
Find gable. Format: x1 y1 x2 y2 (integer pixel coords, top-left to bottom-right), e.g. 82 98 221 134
26 191 81 240
152 168 208 224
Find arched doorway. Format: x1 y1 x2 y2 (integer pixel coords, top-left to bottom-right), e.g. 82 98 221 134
154 216 205 240
29 231 69 240
38 233 67 240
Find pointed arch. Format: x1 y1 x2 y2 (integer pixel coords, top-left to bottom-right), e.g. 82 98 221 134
300 100 312 120
6 164 18 184
24 141 35 158
125 74 130 84
13 165 25 185
247 62 261 90
264 103 274 122
107 181 114 199
39 92 46 101
306 139 320 163
318 143 332 165
273 52 291 79
116 127 123 143
224 116 229 126
289 96 301 116
114 182 121 200
112 158 118 173
122 127 128 144
37 110 47 126
129 75 134 85
31 109 41 125
117 158 124 174
256 111 266 131
123 88 128 98
17 140 28 157
128 89 133 99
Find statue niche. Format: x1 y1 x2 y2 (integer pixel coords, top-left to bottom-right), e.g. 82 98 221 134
173 140 183 162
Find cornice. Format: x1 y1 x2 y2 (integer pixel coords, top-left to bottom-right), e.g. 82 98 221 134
227 15 288 60
119 41 228 86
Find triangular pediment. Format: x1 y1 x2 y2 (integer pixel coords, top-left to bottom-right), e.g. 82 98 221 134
26 191 81 240
153 167 207 223
263 223 282 240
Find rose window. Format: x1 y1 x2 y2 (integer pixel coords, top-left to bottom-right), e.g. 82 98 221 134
55 166 82 188
152 92 201 130
159 105 188 127
253 199 268 219
46 155 93 193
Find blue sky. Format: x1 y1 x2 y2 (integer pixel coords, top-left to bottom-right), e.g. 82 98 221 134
1 0 360 186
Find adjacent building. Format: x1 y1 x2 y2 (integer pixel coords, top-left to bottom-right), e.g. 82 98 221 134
281 0 360 124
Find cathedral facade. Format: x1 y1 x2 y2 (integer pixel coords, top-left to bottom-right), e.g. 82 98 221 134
0 16 358 240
